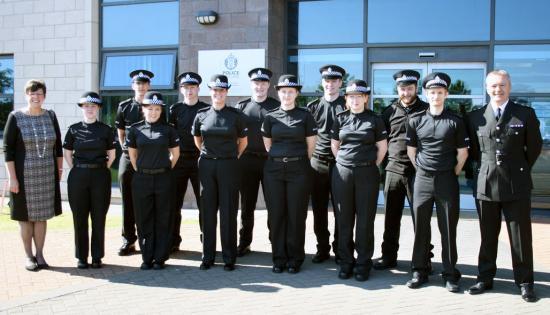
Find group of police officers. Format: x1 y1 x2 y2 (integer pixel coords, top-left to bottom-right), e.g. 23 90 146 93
68 63 542 303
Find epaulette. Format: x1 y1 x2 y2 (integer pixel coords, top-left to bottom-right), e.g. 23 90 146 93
129 120 145 128
225 106 242 113
295 106 309 112
236 97 251 105
306 98 320 108
336 109 350 116
197 106 211 113
118 98 132 106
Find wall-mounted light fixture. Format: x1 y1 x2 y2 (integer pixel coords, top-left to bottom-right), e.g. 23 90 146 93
196 10 218 25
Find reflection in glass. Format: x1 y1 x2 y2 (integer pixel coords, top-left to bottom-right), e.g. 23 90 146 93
288 48 363 93
102 53 176 88
496 0 550 40
288 0 363 45
102 1 179 48
372 98 397 113
444 98 484 115
431 69 485 95
0 57 14 94
368 0 489 43
372 69 423 95
0 97 14 134
494 45 550 93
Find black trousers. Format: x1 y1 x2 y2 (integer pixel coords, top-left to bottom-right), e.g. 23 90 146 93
238 153 267 248
172 156 201 247
264 158 311 268
381 170 433 261
67 167 111 261
332 164 379 273
199 158 240 264
412 169 461 281
132 171 175 264
476 198 534 285
118 154 137 244
310 156 338 255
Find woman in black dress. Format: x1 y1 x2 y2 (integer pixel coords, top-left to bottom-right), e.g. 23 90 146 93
4 79 63 271
331 79 387 281
262 74 317 274
126 91 180 270
63 92 116 269
192 74 248 271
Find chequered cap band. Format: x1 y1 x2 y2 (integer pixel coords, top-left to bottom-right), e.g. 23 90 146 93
143 98 163 105
132 72 151 80
425 76 448 88
346 85 371 93
251 73 270 80
208 81 230 88
321 70 343 77
79 96 101 104
396 75 418 83
278 81 300 87
180 77 200 85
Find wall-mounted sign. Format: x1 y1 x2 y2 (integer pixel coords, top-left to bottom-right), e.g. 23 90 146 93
198 49 265 96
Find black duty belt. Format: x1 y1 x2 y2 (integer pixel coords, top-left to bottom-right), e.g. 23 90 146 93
245 151 268 158
201 156 237 160
312 153 335 162
138 167 170 174
354 161 376 167
75 163 106 169
270 156 305 163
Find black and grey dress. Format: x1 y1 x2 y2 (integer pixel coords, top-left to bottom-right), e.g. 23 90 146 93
3 110 63 221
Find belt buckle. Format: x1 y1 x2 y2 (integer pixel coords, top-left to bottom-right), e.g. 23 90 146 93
282 157 288 163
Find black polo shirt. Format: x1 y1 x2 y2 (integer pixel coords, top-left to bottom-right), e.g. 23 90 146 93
331 109 387 167
235 96 280 154
125 120 179 169
261 107 318 158
406 109 468 172
382 98 429 175
307 96 347 157
63 121 116 165
191 105 248 159
168 100 210 154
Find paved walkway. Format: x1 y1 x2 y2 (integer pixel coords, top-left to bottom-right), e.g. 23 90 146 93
1 202 550 314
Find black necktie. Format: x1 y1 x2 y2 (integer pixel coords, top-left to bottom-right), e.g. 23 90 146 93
496 107 501 121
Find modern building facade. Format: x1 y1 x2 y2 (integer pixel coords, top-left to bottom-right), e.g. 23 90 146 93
0 0 549 206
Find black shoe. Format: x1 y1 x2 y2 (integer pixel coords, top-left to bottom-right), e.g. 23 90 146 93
77 260 89 269
406 272 428 289
520 283 538 303
118 242 135 256
272 265 284 273
338 269 352 280
170 245 180 253
140 262 152 270
445 280 460 293
237 245 251 257
25 257 39 272
312 252 330 264
153 262 165 270
288 266 300 274
200 261 213 270
468 281 493 295
91 259 102 269
354 272 369 282
373 257 397 270
224 263 235 271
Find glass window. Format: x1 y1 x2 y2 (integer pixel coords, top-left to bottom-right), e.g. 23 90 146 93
367 0 490 43
494 45 550 93
288 0 363 45
102 1 179 48
0 56 14 133
101 52 177 90
428 68 485 96
496 0 550 40
288 48 363 93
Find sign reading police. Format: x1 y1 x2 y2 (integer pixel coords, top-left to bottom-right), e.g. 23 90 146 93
198 49 265 96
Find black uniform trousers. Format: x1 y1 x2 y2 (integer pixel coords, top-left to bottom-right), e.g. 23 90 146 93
332 164 379 273
132 170 175 264
412 168 461 281
118 154 137 244
238 153 268 248
476 198 534 285
67 167 111 261
198 158 240 264
310 156 338 255
264 158 311 268
172 156 201 247
381 171 434 261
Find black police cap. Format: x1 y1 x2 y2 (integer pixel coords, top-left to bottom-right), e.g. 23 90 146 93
77 91 102 107
319 64 346 79
177 72 202 86
345 79 371 95
142 91 165 106
207 74 231 89
423 72 451 89
275 74 302 91
248 68 273 81
393 70 420 86
129 69 154 83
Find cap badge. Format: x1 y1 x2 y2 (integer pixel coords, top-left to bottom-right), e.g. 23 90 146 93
284 78 290 84
185 74 191 80
152 95 158 101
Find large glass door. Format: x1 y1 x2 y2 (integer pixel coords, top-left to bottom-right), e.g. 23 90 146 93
371 62 486 113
